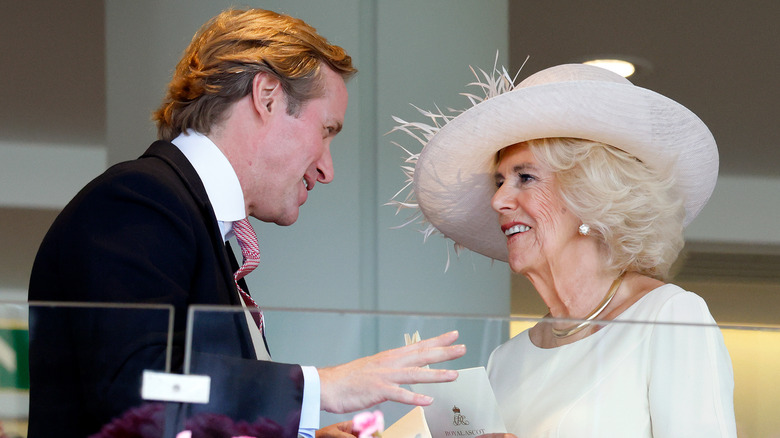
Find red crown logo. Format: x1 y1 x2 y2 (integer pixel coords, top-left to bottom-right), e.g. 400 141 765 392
452 405 460 414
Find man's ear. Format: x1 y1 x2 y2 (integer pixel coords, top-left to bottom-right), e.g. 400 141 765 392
251 72 283 118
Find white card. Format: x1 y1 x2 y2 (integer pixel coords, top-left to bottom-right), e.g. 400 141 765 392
409 367 506 438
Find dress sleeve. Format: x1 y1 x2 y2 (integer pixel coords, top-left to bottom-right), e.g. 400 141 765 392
647 291 737 437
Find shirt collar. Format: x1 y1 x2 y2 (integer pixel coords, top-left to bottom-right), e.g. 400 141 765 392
171 130 246 238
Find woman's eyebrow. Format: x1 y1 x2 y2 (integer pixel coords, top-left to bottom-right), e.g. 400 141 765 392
508 163 535 173
512 163 534 173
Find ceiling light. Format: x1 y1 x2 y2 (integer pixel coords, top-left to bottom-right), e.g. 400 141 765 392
583 59 636 78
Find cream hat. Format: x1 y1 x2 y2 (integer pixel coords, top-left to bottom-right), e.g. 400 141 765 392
390 63 718 262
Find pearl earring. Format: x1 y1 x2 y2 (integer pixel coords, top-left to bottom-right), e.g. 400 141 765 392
578 224 591 236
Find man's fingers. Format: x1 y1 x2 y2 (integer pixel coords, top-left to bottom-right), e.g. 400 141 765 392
383 366 459 385
385 342 466 368
318 330 467 413
379 384 435 406
418 343 467 366
375 331 466 368
414 330 460 348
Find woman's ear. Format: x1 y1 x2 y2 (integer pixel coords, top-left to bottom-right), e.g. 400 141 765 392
251 72 283 118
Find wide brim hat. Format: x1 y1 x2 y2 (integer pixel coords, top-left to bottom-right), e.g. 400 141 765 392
390 63 718 263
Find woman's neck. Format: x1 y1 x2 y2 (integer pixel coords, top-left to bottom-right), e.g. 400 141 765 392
522 245 616 320
527 271 665 348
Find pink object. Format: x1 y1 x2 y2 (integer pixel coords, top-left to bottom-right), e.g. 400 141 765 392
176 431 256 438
353 410 385 437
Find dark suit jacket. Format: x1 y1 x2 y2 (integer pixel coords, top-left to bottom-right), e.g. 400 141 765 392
28 141 303 438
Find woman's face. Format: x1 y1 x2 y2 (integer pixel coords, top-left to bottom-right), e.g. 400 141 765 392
491 142 581 274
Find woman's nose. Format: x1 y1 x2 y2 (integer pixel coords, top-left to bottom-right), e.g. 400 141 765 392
491 185 517 213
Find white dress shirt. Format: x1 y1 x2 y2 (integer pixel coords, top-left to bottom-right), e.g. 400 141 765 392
172 130 320 437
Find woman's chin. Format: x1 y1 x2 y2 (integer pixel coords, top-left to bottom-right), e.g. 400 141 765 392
507 258 529 275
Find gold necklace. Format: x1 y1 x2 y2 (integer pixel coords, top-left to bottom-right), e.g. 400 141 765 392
551 272 626 339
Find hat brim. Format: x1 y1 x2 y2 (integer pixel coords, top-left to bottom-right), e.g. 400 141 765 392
413 78 718 262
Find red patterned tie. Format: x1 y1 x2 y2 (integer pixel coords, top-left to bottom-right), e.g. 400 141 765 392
232 218 263 332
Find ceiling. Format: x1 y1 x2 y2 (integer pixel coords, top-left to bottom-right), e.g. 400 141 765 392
508 0 780 177
1 1 777 177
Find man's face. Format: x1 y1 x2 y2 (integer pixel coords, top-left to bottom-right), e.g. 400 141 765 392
242 66 348 225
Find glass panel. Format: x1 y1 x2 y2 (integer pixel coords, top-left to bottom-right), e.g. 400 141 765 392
9 302 779 437
181 306 778 437
5 301 174 438
0 302 29 437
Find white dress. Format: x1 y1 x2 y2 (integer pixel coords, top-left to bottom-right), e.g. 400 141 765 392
487 284 737 437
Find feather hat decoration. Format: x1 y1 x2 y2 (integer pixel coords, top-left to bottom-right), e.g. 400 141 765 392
387 55 523 269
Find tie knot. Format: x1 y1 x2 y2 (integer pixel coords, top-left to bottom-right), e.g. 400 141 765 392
233 218 260 280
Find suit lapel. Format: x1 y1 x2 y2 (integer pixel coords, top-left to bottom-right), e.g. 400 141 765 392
141 141 264 360
141 141 240 306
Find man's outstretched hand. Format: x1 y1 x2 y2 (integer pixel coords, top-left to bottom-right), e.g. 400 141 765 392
318 330 466 414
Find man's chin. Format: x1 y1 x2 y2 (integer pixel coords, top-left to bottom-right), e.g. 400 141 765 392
250 209 299 226
274 210 299 226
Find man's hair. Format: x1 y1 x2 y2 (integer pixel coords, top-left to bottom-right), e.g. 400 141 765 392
153 8 356 141
510 137 685 281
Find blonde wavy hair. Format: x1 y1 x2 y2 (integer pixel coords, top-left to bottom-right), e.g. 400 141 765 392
153 8 356 141
524 137 685 281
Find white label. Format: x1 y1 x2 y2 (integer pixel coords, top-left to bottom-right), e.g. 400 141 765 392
141 370 211 404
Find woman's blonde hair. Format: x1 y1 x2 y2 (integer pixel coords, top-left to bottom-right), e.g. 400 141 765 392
153 8 356 141
526 137 685 280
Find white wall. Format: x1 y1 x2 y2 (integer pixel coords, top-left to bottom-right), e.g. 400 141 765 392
686 175 780 245
0 142 106 210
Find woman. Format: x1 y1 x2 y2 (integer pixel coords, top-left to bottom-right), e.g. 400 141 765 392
391 63 736 436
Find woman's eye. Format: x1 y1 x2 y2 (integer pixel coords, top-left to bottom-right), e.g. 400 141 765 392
495 179 504 189
519 173 535 183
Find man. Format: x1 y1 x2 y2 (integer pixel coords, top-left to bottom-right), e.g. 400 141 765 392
28 8 464 438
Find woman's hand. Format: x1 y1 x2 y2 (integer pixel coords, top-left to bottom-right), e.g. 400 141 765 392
477 434 518 438
315 421 358 438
